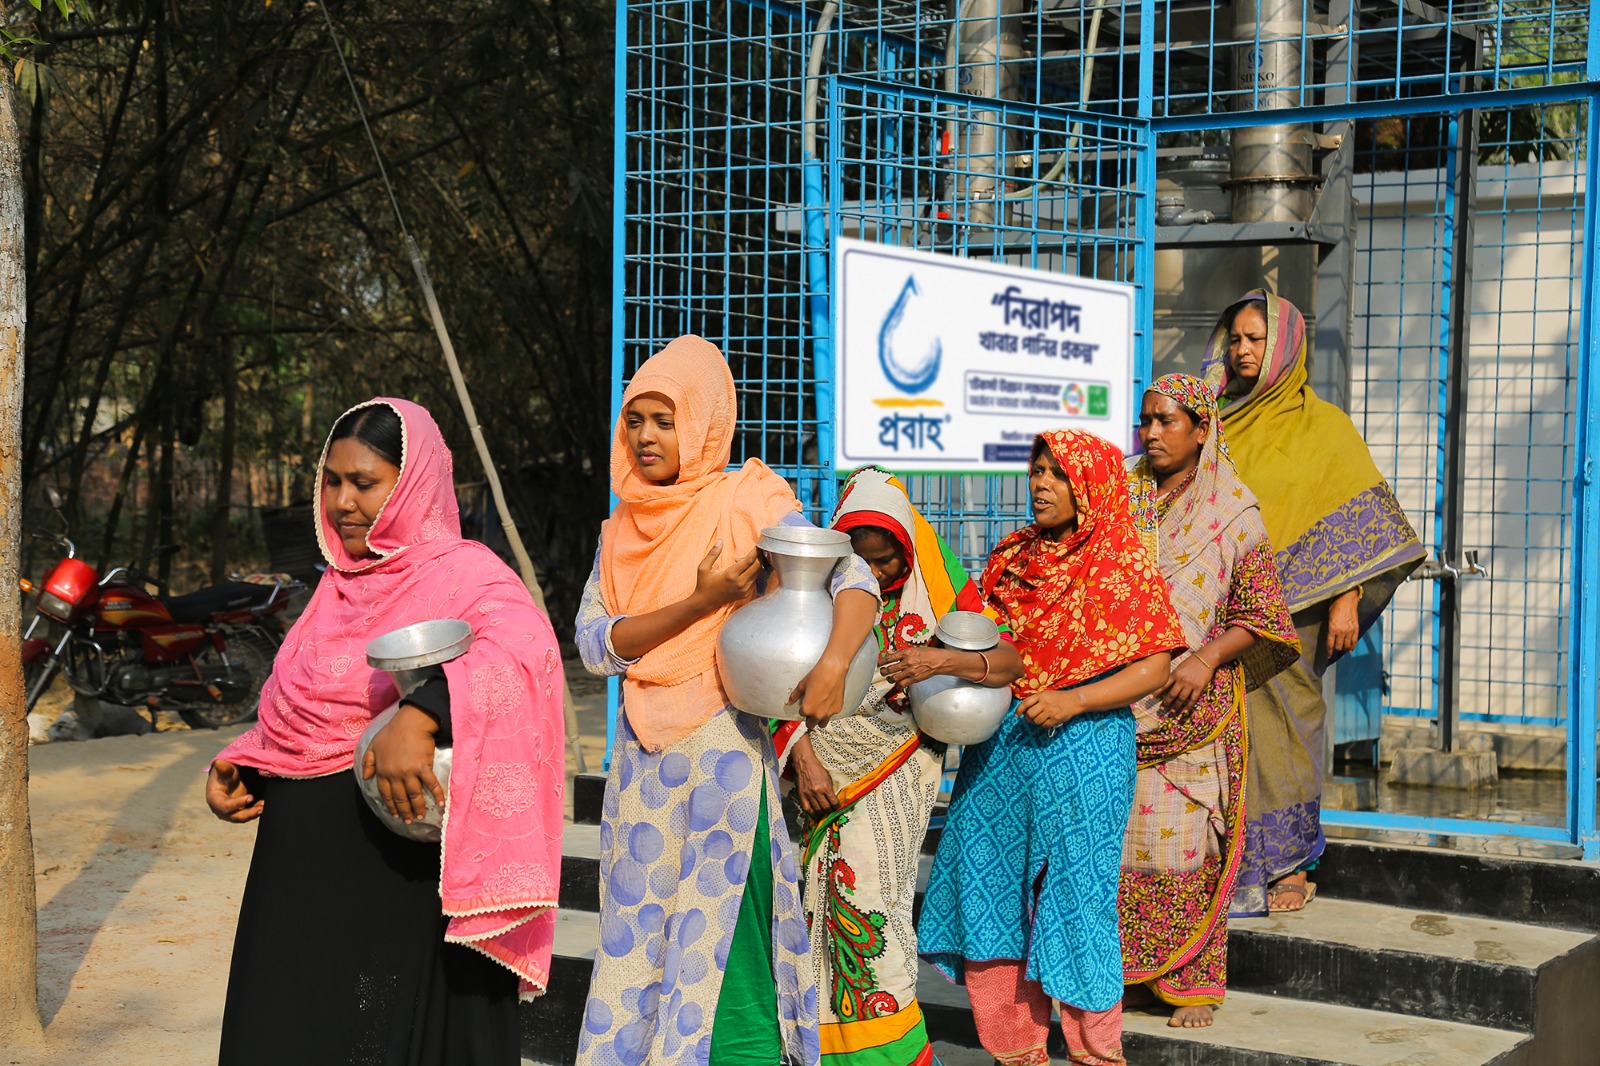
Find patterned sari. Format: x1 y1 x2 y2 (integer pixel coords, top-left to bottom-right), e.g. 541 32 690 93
1203 293 1424 915
918 431 1186 1066
1118 375 1299 1006
773 466 993 1066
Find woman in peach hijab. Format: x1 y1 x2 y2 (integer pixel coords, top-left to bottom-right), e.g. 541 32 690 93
573 336 879 1066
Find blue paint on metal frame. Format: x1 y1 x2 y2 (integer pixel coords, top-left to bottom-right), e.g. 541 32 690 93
1570 98 1600 861
604 0 629 772
805 153 833 516
1322 810 1572 846
1430 114 1459 724
1592 0 1600 81
1134 0 1156 396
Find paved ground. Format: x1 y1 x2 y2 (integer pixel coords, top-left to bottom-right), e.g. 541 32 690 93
6 661 610 1066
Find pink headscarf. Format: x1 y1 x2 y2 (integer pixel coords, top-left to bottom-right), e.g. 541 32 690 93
215 398 564 999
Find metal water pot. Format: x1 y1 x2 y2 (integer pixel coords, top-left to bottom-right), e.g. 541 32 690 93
907 611 1013 746
716 525 878 720
354 618 473 843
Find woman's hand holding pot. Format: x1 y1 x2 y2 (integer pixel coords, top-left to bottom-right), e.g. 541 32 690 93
362 704 445 824
880 645 949 689
692 541 761 610
789 652 851 730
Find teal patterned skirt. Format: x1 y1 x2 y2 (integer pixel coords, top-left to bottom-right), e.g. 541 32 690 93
917 702 1136 1013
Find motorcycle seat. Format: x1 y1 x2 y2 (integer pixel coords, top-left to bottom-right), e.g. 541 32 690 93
161 582 275 623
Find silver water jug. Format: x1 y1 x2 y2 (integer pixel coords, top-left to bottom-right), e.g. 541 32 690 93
354 618 473 843
716 525 878 721
907 611 1013 746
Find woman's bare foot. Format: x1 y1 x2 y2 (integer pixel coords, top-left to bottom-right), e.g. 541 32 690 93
1267 870 1317 912
1169 1004 1215 1028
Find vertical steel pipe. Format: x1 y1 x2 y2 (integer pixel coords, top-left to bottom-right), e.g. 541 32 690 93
1230 0 1316 222
954 0 1025 227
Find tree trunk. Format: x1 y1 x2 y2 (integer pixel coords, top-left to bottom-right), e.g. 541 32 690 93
0 56 44 1046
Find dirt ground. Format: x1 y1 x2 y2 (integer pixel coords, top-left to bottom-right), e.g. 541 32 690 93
6 663 610 1066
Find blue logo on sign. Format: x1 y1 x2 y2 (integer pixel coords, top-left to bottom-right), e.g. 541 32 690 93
878 276 941 395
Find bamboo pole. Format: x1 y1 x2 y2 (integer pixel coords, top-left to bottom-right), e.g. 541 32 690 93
405 237 587 775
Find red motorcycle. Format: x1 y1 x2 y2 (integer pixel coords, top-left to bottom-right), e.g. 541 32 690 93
21 507 302 731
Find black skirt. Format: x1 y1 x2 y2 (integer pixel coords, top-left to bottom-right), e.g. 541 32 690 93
217 772 519 1066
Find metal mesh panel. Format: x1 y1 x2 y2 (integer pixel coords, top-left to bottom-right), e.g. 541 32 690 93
824 76 1151 567
618 1 819 501
618 0 1152 523
1352 101 1589 726
616 0 1600 854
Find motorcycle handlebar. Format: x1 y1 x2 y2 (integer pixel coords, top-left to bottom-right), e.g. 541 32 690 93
27 530 76 558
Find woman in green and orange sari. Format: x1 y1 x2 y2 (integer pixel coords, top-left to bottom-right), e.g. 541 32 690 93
775 466 1022 1066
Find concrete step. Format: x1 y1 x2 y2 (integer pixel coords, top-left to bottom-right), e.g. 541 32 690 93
521 909 1532 1066
1311 839 1600 934
556 824 1597 1036
1228 896 1599 1033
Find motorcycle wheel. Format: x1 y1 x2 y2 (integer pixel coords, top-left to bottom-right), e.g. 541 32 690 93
177 631 277 731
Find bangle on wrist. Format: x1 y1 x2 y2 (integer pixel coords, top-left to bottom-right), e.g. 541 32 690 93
1191 648 1217 672
975 650 991 684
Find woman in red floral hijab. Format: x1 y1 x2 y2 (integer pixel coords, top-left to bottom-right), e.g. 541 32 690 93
918 430 1186 1066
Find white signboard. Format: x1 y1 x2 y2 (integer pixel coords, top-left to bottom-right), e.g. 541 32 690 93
833 237 1136 474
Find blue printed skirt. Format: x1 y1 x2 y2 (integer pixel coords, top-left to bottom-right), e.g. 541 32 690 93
917 703 1137 1013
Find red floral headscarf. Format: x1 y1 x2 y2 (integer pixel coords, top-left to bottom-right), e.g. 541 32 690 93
982 429 1186 697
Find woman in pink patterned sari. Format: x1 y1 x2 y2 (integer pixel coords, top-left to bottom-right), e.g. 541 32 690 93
1119 375 1299 1028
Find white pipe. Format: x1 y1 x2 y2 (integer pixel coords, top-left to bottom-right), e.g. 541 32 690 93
1005 2 1102 197
802 1 839 161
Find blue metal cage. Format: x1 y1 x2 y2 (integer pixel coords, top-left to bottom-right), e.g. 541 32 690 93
612 0 1600 859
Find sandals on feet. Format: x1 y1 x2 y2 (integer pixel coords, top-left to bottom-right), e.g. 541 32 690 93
1267 879 1317 911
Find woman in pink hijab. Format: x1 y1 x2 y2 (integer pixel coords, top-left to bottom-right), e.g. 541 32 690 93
205 399 565 1066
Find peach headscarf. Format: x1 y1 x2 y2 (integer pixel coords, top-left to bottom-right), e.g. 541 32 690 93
600 336 799 750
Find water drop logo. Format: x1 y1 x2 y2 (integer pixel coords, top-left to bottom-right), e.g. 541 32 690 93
878 276 941 395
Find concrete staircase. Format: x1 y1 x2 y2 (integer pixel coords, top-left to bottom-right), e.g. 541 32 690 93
521 774 1600 1065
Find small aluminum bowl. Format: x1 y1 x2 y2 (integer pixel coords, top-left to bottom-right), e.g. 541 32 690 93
366 618 473 697
934 611 1001 652
355 619 472 843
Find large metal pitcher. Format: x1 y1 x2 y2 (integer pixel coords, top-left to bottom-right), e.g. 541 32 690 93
716 525 877 720
907 611 1013 745
353 618 473 843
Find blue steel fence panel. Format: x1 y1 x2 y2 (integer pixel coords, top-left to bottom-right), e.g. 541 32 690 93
615 0 1599 847
1350 102 1588 728
822 76 1152 569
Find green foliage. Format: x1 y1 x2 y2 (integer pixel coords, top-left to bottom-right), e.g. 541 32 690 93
17 0 616 627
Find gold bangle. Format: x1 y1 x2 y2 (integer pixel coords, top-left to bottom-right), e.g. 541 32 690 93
1191 648 1216 672
976 650 991 684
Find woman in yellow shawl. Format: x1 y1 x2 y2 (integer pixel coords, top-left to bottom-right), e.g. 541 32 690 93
1204 292 1424 914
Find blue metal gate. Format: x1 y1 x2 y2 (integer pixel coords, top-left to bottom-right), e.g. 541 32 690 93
613 0 1600 859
